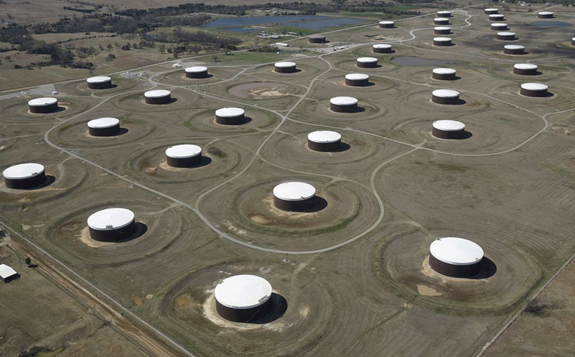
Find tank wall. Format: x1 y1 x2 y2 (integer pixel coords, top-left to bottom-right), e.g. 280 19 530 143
89 124 121 137
345 78 369 86
308 139 342 152
145 95 171 105
432 72 456 80
216 298 273 323
330 103 358 113
274 196 316 212
216 114 246 125
88 80 112 89
432 127 465 139
186 70 208 78
275 66 296 73
89 221 137 242
5 172 47 189
166 155 203 168
29 102 58 113
520 88 548 97
429 254 483 278
432 95 459 104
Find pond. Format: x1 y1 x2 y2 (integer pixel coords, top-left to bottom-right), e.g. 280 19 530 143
530 21 573 28
202 15 365 32
391 57 467 67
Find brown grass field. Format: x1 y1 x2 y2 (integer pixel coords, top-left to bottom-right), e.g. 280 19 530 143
2 3 575 357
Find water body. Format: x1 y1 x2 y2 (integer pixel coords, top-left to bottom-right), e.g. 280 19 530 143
391 56 467 67
203 15 364 32
531 21 572 28
283 17 363 30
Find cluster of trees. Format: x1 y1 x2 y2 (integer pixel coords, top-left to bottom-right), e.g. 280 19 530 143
148 28 240 55
115 1 425 17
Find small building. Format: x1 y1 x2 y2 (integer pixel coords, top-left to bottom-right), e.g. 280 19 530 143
308 130 342 152
520 83 549 97
273 182 316 212
215 107 246 125
504 44 525 55
274 61 297 73
432 68 457 80
429 237 484 278
513 63 538 75
3 163 46 189
165 144 203 167
432 89 460 104
372 44 392 53
87 117 121 137
0 264 19 283
433 37 453 46
345 73 370 87
379 21 395 28
185 66 209 79
87 76 112 89
432 120 466 139
87 208 137 242
434 26 451 35
215 275 273 323
144 90 171 104
330 96 359 113
28 98 58 114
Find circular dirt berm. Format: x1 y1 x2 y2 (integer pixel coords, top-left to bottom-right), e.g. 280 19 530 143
158 261 332 356
375 229 540 313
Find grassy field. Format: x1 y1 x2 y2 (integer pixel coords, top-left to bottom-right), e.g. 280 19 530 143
1 4 575 357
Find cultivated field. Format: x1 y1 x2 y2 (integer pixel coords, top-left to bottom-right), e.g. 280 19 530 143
2 4 575 357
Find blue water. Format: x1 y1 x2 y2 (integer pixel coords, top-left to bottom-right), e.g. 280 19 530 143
203 15 327 29
202 15 364 32
283 17 362 30
531 21 572 28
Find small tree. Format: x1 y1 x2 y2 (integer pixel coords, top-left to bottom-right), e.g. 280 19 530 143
212 55 219 62
25 257 32 266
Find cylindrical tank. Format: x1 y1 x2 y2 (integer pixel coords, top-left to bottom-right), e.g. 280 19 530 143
433 37 453 46
273 182 316 212
437 10 452 17
489 14 505 21
504 44 525 55
520 83 549 97
484 8 499 15
538 11 554 18
308 35 326 43
28 98 58 113
307 130 342 152
165 144 203 167
215 275 273 323
87 117 121 137
429 237 484 278
144 90 171 104
432 68 456 80
513 63 538 75
497 31 516 40
356 57 378 68
345 73 370 87
87 208 137 242
372 44 392 53
2 163 47 189
491 23 508 31
434 17 450 25
434 26 451 35
185 66 208 78
432 120 466 139
215 107 246 125
274 61 297 73
432 89 460 104
379 21 395 28
330 96 359 113
87 76 112 89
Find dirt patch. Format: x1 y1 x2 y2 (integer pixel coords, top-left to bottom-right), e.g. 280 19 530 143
229 82 290 99
417 284 443 297
78 227 115 248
